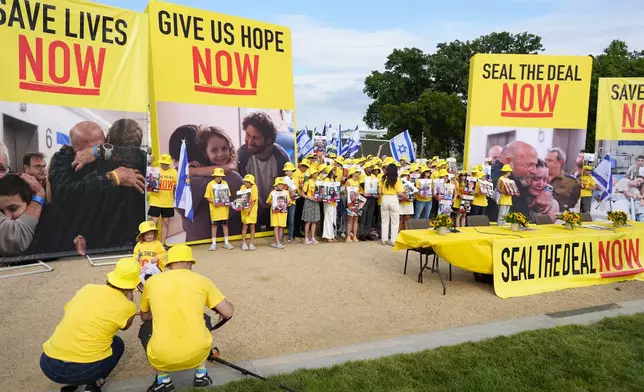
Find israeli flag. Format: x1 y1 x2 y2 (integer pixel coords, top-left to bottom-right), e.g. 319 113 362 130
390 130 416 162
297 130 314 160
337 124 343 153
174 139 194 221
341 126 361 157
592 154 613 201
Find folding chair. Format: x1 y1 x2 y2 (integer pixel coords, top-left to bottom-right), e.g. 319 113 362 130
580 212 593 222
534 214 553 225
404 219 445 295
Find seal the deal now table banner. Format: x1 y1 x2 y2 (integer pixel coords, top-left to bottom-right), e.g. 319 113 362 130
596 77 644 141
493 231 644 299
0 0 148 261
147 1 295 245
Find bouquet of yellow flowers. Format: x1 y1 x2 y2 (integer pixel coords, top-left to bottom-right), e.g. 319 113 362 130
504 212 529 227
557 210 581 227
429 214 453 229
607 211 628 226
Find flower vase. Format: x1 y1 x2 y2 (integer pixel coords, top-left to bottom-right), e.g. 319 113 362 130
613 222 623 228
437 226 449 236
510 223 521 232
564 222 574 230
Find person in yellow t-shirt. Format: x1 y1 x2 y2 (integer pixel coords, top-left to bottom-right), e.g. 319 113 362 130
139 245 234 391
134 221 167 289
204 168 233 251
302 169 321 245
240 174 259 251
471 170 488 216
399 170 414 231
148 154 178 245
41 258 139 392
344 168 361 242
379 163 405 245
283 162 299 243
414 166 432 220
496 164 514 226
580 165 596 213
292 159 310 239
267 177 291 248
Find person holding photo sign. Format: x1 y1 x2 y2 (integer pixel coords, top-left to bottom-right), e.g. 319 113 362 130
496 165 514 226
267 177 291 249
302 168 321 245
204 169 233 251
345 168 361 242
239 174 259 251
148 154 177 245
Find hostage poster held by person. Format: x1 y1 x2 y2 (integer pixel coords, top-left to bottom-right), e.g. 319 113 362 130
147 1 295 246
0 0 148 260
463 54 592 223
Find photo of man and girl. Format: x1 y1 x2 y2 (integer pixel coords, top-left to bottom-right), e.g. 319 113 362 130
153 102 295 244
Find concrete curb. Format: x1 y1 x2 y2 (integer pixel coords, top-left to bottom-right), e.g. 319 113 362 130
51 299 644 391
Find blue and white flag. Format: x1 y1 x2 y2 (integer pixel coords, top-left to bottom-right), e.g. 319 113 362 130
390 130 416 162
297 130 314 160
592 154 612 201
174 139 194 221
337 124 343 153
341 126 361 157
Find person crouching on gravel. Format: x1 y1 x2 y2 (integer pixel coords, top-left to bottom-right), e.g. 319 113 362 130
40 258 140 392
138 244 234 391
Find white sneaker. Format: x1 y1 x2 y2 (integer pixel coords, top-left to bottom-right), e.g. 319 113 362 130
277 243 285 249
249 243 256 251
241 243 248 251
223 243 234 250
209 243 217 251
270 243 278 248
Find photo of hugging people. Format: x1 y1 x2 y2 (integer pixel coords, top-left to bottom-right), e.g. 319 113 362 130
154 102 295 244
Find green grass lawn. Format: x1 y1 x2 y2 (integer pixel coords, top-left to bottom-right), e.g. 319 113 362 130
193 314 644 392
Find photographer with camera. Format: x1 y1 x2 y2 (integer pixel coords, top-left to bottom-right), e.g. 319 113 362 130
138 245 234 391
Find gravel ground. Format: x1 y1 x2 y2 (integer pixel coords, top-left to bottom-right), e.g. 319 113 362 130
1 239 642 392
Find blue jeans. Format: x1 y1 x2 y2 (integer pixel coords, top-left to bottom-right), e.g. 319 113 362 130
413 200 432 219
287 204 296 240
40 336 124 386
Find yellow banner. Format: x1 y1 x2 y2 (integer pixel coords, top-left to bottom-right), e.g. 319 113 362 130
596 77 644 141
466 54 592 128
0 0 148 112
147 1 294 109
493 232 644 299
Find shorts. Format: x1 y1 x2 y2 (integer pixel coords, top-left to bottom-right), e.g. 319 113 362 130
212 220 228 226
148 206 175 218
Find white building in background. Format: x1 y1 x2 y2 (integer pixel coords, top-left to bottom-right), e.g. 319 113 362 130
0 101 148 171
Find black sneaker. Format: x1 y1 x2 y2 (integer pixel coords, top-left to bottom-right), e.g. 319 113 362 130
193 373 213 388
60 386 79 392
147 377 176 392
83 383 102 392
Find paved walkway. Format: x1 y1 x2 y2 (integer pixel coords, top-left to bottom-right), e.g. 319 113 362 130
57 299 644 392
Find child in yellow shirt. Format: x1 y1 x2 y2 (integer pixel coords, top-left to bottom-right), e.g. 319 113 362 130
267 177 291 249
204 168 233 251
496 164 514 225
580 165 595 213
240 174 258 251
133 220 167 289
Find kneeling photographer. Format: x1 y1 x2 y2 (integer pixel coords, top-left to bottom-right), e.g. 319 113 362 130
138 245 234 392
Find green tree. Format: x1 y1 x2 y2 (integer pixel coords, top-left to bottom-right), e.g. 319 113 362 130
586 40 644 151
363 32 544 156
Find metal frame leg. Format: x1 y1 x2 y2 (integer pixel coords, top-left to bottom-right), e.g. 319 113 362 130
86 254 130 267
0 260 53 279
417 254 446 295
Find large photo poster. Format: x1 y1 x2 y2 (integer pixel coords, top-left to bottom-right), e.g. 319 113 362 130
463 54 592 223
0 0 148 260
147 1 295 245
592 78 644 223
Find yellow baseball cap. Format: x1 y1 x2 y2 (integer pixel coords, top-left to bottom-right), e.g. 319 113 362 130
299 159 310 167
212 168 225 177
317 164 328 173
401 170 410 176
274 177 287 186
159 154 173 165
471 166 479 173
335 156 345 164
243 174 256 185
107 258 140 290
421 165 430 173
348 168 359 177
137 221 157 239
409 164 420 172
283 162 296 172
476 170 486 178
583 165 592 171
501 164 513 172
439 169 449 177
167 244 196 265
329 153 337 158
